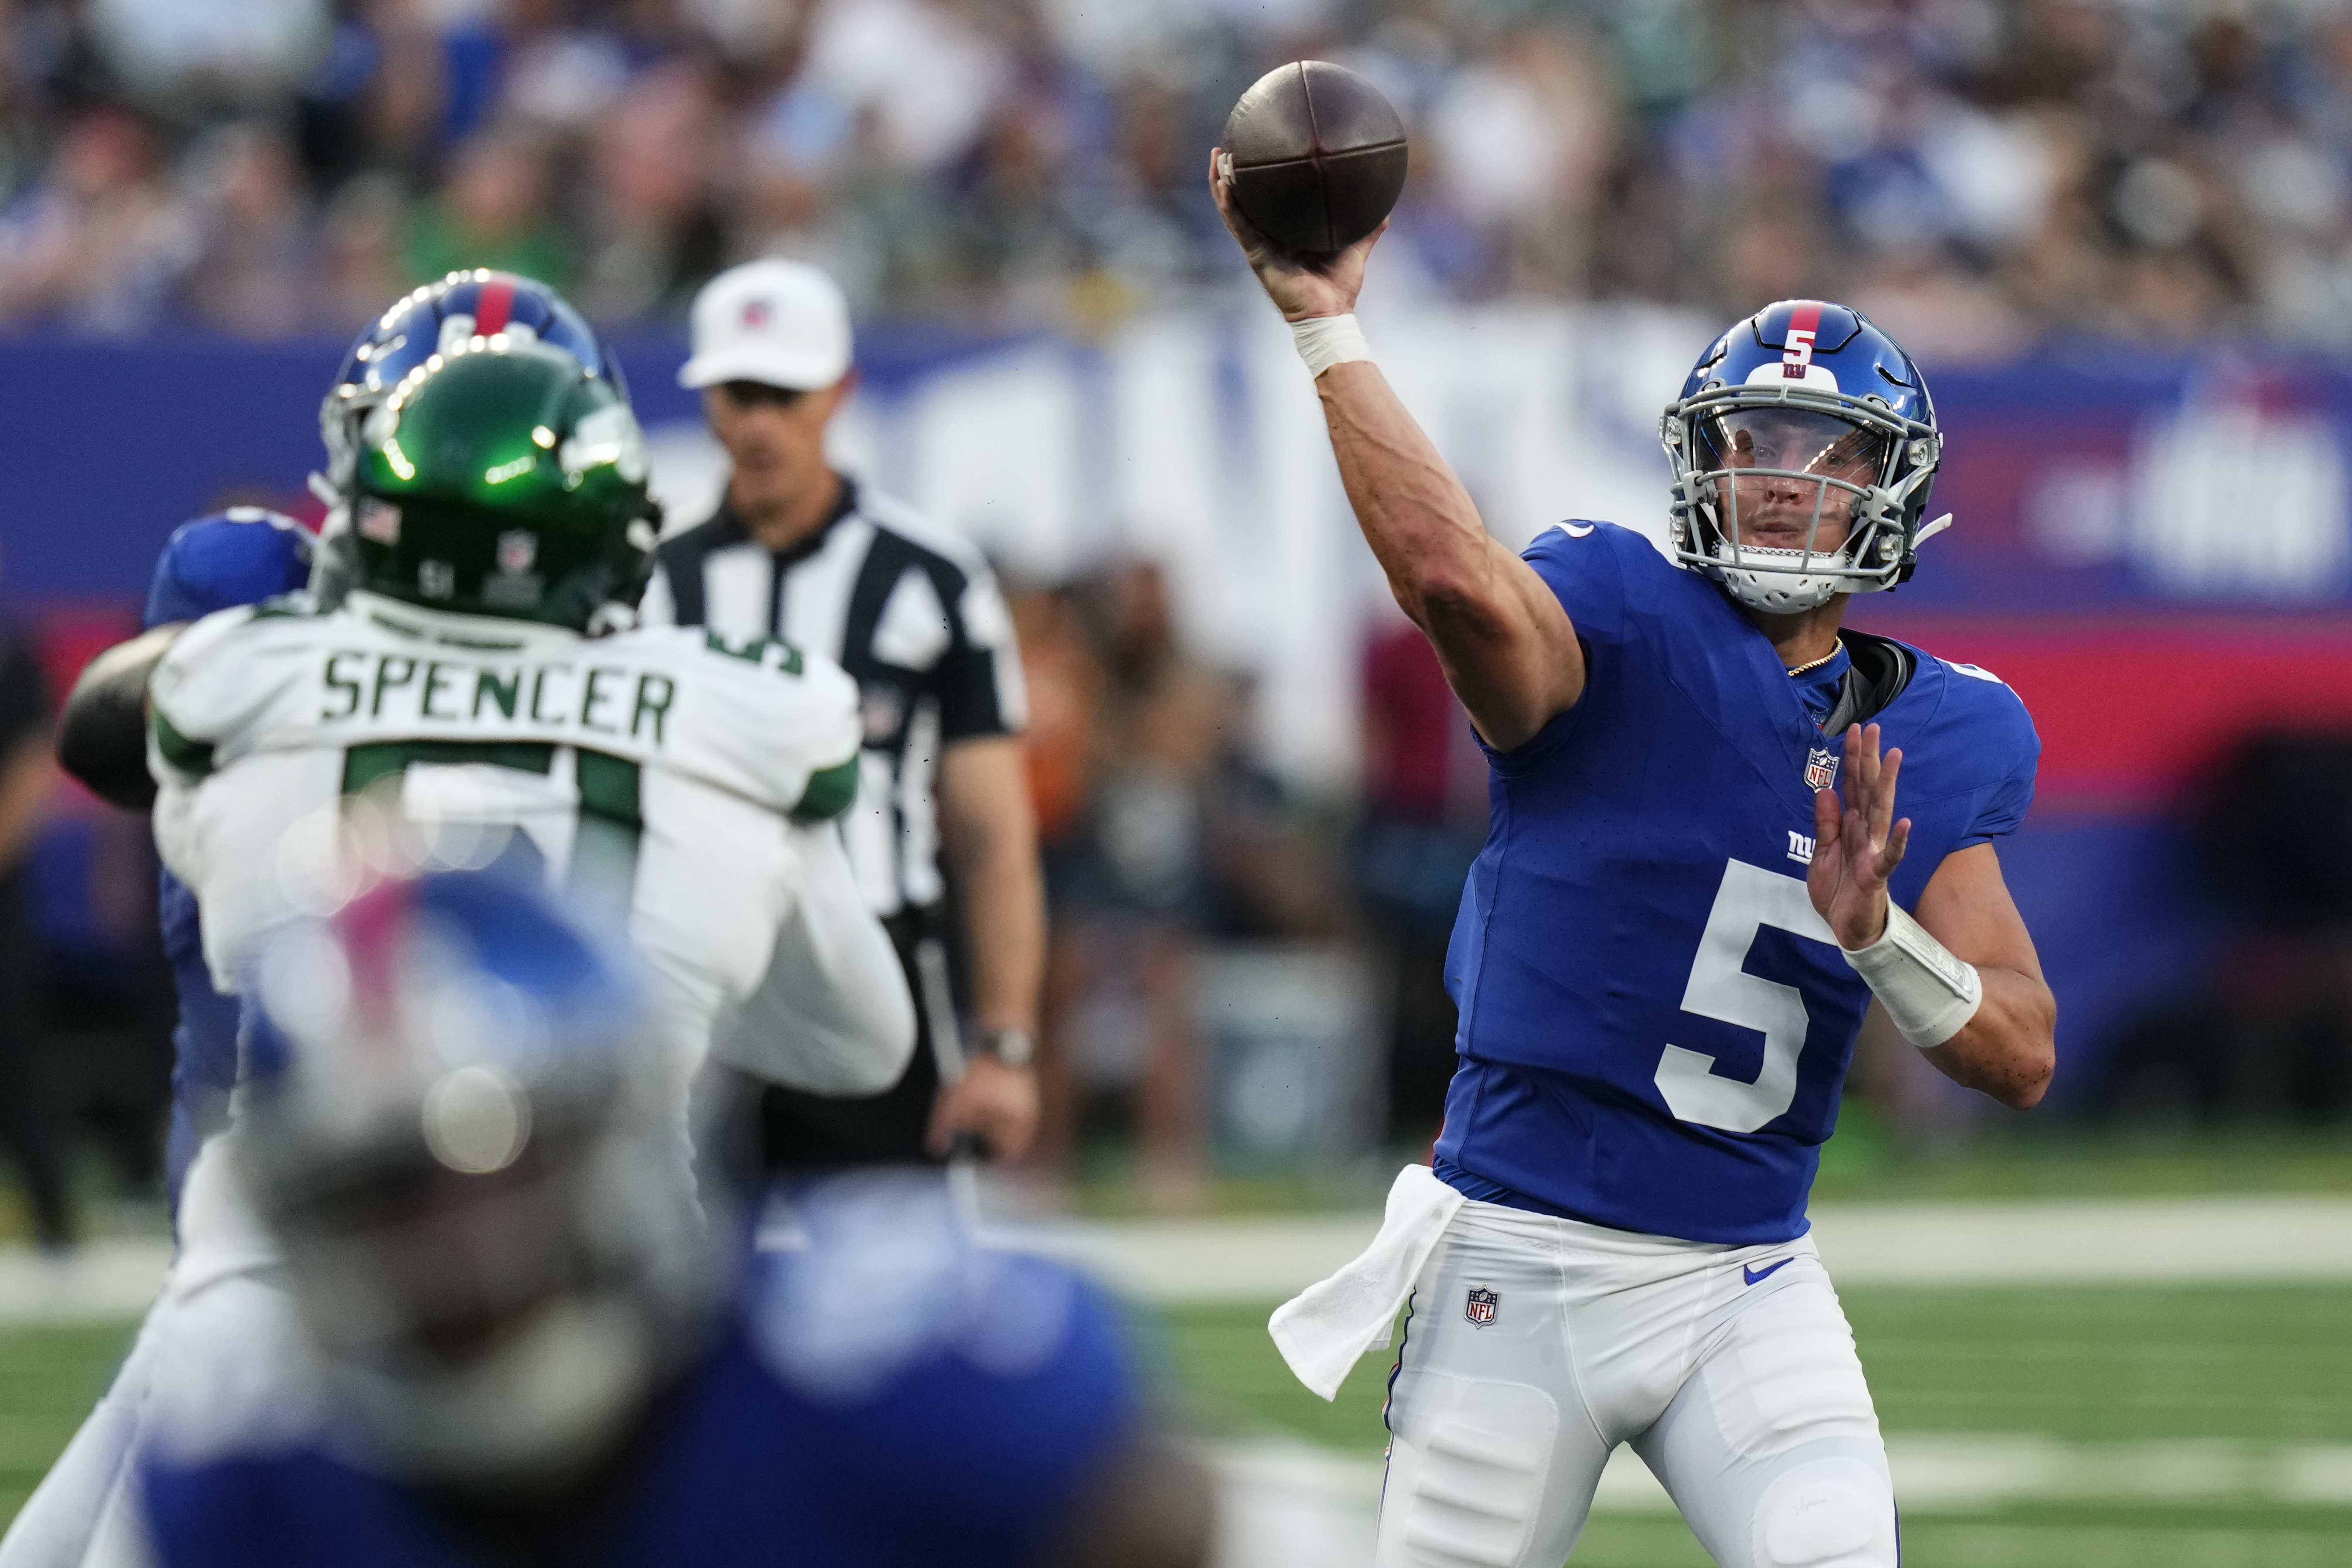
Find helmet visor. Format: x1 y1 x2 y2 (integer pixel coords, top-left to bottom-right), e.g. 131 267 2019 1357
1697 407 1888 486
1696 407 1890 559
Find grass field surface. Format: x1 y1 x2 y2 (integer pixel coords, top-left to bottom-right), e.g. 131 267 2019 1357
7 1282 2342 1562
1157 1283 2352 1565
5 1130 2351 1562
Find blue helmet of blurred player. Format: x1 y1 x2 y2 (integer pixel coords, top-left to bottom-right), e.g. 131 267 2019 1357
236 869 724 1482
1659 299 1949 614
308 271 654 629
317 270 628 503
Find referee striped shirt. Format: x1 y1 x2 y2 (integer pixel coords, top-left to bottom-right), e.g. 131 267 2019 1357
639 478 1027 917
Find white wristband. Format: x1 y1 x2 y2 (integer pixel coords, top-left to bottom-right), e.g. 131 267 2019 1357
1291 314 1372 379
1840 901 1983 1049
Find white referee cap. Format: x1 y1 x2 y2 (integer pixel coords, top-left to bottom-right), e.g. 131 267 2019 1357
678 259 853 392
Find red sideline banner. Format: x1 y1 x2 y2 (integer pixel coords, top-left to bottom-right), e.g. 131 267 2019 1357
1854 611 2352 813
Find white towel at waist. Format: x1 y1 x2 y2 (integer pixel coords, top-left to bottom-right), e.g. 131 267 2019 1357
1268 1162 1466 1401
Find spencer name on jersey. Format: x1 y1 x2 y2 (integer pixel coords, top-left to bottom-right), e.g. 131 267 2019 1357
318 648 681 744
144 592 902 1093
152 599 850 813
1436 522 2039 1246
312 633 810 747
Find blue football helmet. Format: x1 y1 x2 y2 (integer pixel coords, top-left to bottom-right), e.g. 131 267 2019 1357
238 869 723 1481
311 271 650 624
315 270 628 504
1658 300 1948 614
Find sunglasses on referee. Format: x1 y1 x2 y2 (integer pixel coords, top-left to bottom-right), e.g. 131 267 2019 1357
715 380 812 411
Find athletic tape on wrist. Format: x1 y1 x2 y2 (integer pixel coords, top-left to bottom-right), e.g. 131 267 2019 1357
1840 901 1983 1049
1291 314 1372 379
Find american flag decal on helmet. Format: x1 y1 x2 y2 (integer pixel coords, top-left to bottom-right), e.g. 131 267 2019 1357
1464 1287 1499 1327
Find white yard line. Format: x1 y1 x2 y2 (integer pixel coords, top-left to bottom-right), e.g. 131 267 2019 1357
1025 1194 2352 1302
1203 1435 2352 1567
3 1193 2349 1323
0 1240 169 1323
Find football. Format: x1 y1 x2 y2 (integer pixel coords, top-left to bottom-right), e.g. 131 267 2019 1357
1220 60 1408 256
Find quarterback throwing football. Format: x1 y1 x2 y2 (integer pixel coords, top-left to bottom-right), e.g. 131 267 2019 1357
1213 159 2055 1566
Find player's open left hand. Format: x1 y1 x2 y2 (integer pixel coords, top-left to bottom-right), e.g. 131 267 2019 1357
1208 147 1383 323
1809 721 1911 950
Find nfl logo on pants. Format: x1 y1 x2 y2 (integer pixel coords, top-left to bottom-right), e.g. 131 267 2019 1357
1464 1287 1499 1327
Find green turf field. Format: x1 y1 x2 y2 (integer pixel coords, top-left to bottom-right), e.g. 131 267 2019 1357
0 1321 140 1525
1157 1283 2352 1565
3 1284 2348 1561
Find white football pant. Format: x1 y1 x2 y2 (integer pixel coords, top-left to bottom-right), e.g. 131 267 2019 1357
1378 1198 1897 1568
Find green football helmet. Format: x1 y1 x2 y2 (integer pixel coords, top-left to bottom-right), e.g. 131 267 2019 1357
335 335 659 630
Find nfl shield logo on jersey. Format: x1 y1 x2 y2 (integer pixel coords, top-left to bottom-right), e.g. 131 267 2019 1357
1464 1287 1499 1328
1805 746 1840 792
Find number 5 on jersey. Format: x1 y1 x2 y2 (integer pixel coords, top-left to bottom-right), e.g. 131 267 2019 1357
1655 860 1837 1133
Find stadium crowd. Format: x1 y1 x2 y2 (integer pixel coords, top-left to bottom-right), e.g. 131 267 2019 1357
0 0 2349 354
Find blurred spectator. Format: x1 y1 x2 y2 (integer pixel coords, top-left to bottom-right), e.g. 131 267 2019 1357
0 584 67 1250
571 58 725 320
401 125 567 287
1039 560 1228 1210
1009 581 1100 857
0 0 2349 343
175 122 315 335
313 167 407 329
87 0 332 115
0 105 194 332
294 0 445 189
1351 618 1484 1151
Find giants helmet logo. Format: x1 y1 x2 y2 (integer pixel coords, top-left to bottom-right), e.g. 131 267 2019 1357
1781 327 1817 379
1464 1287 1499 1327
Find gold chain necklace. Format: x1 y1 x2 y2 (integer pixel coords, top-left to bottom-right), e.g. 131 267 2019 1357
1786 649 1839 677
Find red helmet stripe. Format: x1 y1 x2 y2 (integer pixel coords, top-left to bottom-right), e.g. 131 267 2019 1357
473 277 516 337
335 877 416 1044
1781 301 1825 380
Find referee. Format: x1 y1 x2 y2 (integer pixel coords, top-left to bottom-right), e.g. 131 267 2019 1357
643 259 1043 1167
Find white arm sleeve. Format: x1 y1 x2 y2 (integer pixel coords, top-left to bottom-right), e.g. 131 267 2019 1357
706 824 918 1094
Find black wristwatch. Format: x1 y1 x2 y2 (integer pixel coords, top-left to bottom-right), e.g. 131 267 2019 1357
974 1027 1035 1069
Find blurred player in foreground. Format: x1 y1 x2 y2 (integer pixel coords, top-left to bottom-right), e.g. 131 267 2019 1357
10 273 915 1568
122 868 1210 1568
1213 161 2056 1565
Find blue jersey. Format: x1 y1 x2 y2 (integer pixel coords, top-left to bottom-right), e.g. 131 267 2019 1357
140 1198 1137 1568
143 510 312 1202
1435 523 2037 1244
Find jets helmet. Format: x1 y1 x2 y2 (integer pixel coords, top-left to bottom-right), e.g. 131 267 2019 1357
315 292 659 630
1659 300 1949 615
237 868 725 1481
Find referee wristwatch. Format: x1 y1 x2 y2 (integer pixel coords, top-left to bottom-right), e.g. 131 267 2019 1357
974 1027 1035 1069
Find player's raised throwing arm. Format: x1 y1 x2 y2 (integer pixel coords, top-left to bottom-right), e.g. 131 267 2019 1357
1210 151 1583 752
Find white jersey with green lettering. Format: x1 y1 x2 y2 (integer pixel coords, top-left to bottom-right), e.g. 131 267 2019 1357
147 589 915 1093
